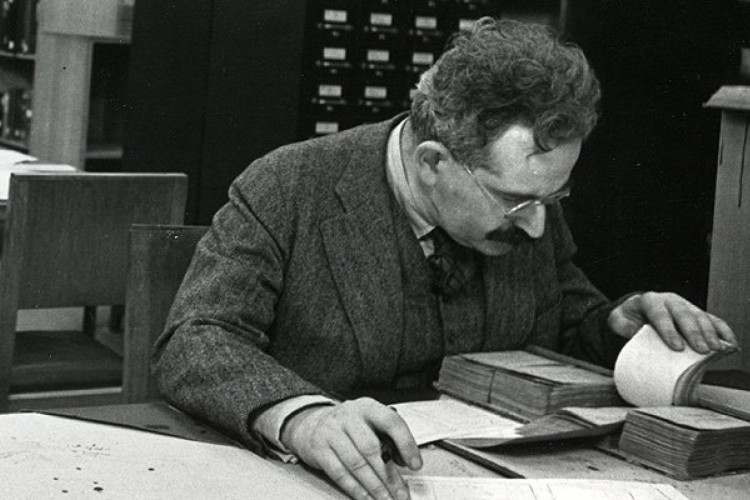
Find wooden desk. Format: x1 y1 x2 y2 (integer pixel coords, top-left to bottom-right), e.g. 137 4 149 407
11 402 746 500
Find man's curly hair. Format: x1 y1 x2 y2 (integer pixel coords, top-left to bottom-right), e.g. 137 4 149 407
410 17 601 167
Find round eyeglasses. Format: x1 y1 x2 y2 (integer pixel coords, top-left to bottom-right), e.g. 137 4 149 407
460 163 571 219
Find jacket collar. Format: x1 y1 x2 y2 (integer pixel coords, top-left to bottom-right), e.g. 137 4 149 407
321 114 407 386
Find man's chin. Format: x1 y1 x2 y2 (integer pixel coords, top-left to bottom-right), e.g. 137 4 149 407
474 240 515 256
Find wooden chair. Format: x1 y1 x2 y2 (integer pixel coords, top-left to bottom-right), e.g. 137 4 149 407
0 172 188 411
122 224 208 403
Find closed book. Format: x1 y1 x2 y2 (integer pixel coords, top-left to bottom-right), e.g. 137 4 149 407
437 348 625 420
619 406 750 479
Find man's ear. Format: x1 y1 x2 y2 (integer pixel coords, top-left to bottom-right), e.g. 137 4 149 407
414 140 451 186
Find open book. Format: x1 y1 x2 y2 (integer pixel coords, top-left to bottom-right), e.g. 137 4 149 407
393 398 629 448
400 325 741 450
614 326 750 478
613 324 737 408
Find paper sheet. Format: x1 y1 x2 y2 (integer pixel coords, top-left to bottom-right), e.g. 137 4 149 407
614 325 710 406
0 149 36 167
461 351 612 384
392 398 522 445
0 163 77 199
405 476 689 500
0 413 338 499
634 406 750 431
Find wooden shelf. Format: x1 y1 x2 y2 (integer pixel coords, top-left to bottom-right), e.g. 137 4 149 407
0 138 30 152
86 144 123 160
0 50 35 61
39 0 134 43
29 0 133 169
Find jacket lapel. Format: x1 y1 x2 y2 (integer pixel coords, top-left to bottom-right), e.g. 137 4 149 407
481 242 536 351
321 118 405 386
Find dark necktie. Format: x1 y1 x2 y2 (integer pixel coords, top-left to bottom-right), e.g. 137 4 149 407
426 227 469 297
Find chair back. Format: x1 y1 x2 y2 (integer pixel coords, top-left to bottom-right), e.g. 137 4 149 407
0 172 188 409
123 224 209 403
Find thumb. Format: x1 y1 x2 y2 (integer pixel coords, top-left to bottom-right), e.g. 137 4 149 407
607 295 645 339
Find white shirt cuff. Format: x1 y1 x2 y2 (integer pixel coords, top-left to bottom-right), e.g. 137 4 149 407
251 394 335 462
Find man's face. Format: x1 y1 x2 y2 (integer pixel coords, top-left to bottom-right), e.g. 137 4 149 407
432 125 582 256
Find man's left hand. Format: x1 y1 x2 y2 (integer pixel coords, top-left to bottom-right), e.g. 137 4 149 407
608 292 737 353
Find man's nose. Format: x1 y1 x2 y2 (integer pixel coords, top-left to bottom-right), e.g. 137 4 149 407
512 204 546 239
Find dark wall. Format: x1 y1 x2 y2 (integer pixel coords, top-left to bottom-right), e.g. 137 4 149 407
123 0 308 223
123 0 742 306
563 0 741 306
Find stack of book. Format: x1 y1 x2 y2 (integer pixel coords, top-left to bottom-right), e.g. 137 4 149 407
619 406 750 479
427 326 750 480
437 347 624 420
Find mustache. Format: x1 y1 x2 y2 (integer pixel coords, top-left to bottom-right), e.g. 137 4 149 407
485 226 532 246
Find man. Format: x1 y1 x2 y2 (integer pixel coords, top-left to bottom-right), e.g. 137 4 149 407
154 18 736 500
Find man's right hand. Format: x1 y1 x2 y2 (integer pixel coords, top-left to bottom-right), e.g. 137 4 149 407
280 397 422 500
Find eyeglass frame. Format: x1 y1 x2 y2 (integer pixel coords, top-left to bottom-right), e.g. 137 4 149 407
459 162 572 219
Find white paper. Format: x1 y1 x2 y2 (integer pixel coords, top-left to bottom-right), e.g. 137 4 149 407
614 325 708 406
0 163 77 199
405 476 689 500
0 413 338 499
560 406 631 426
392 398 522 445
462 351 612 384
634 406 750 431
0 149 36 167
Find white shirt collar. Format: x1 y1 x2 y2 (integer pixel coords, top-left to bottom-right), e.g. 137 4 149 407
385 118 435 245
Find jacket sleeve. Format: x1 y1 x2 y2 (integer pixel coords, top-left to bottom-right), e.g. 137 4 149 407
531 204 631 369
152 158 326 453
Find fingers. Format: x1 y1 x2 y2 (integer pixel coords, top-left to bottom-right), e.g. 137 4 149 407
367 406 422 471
606 294 646 339
343 418 410 500
318 433 408 500
286 398 418 500
617 292 737 354
707 313 738 347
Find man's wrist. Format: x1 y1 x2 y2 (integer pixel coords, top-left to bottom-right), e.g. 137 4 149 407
280 404 331 452
251 394 335 459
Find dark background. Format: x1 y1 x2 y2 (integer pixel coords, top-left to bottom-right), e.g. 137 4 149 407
564 0 741 306
123 0 744 307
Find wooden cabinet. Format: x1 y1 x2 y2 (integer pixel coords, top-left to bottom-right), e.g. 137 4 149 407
123 0 741 311
705 86 750 370
123 0 309 224
0 0 36 152
28 0 133 169
123 0 555 224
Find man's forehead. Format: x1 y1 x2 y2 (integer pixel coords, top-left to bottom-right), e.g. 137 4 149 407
480 128 581 195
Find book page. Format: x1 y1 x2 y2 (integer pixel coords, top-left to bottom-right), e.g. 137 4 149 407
695 385 750 421
461 352 612 384
405 477 689 500
634 406 750 431
452 406 628 448
392 398 522 445
559 406 631 426
462 351 554 368
514 365 613 385
614 325 711 406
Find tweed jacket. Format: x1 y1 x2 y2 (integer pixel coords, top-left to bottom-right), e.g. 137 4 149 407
154 115 628 450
